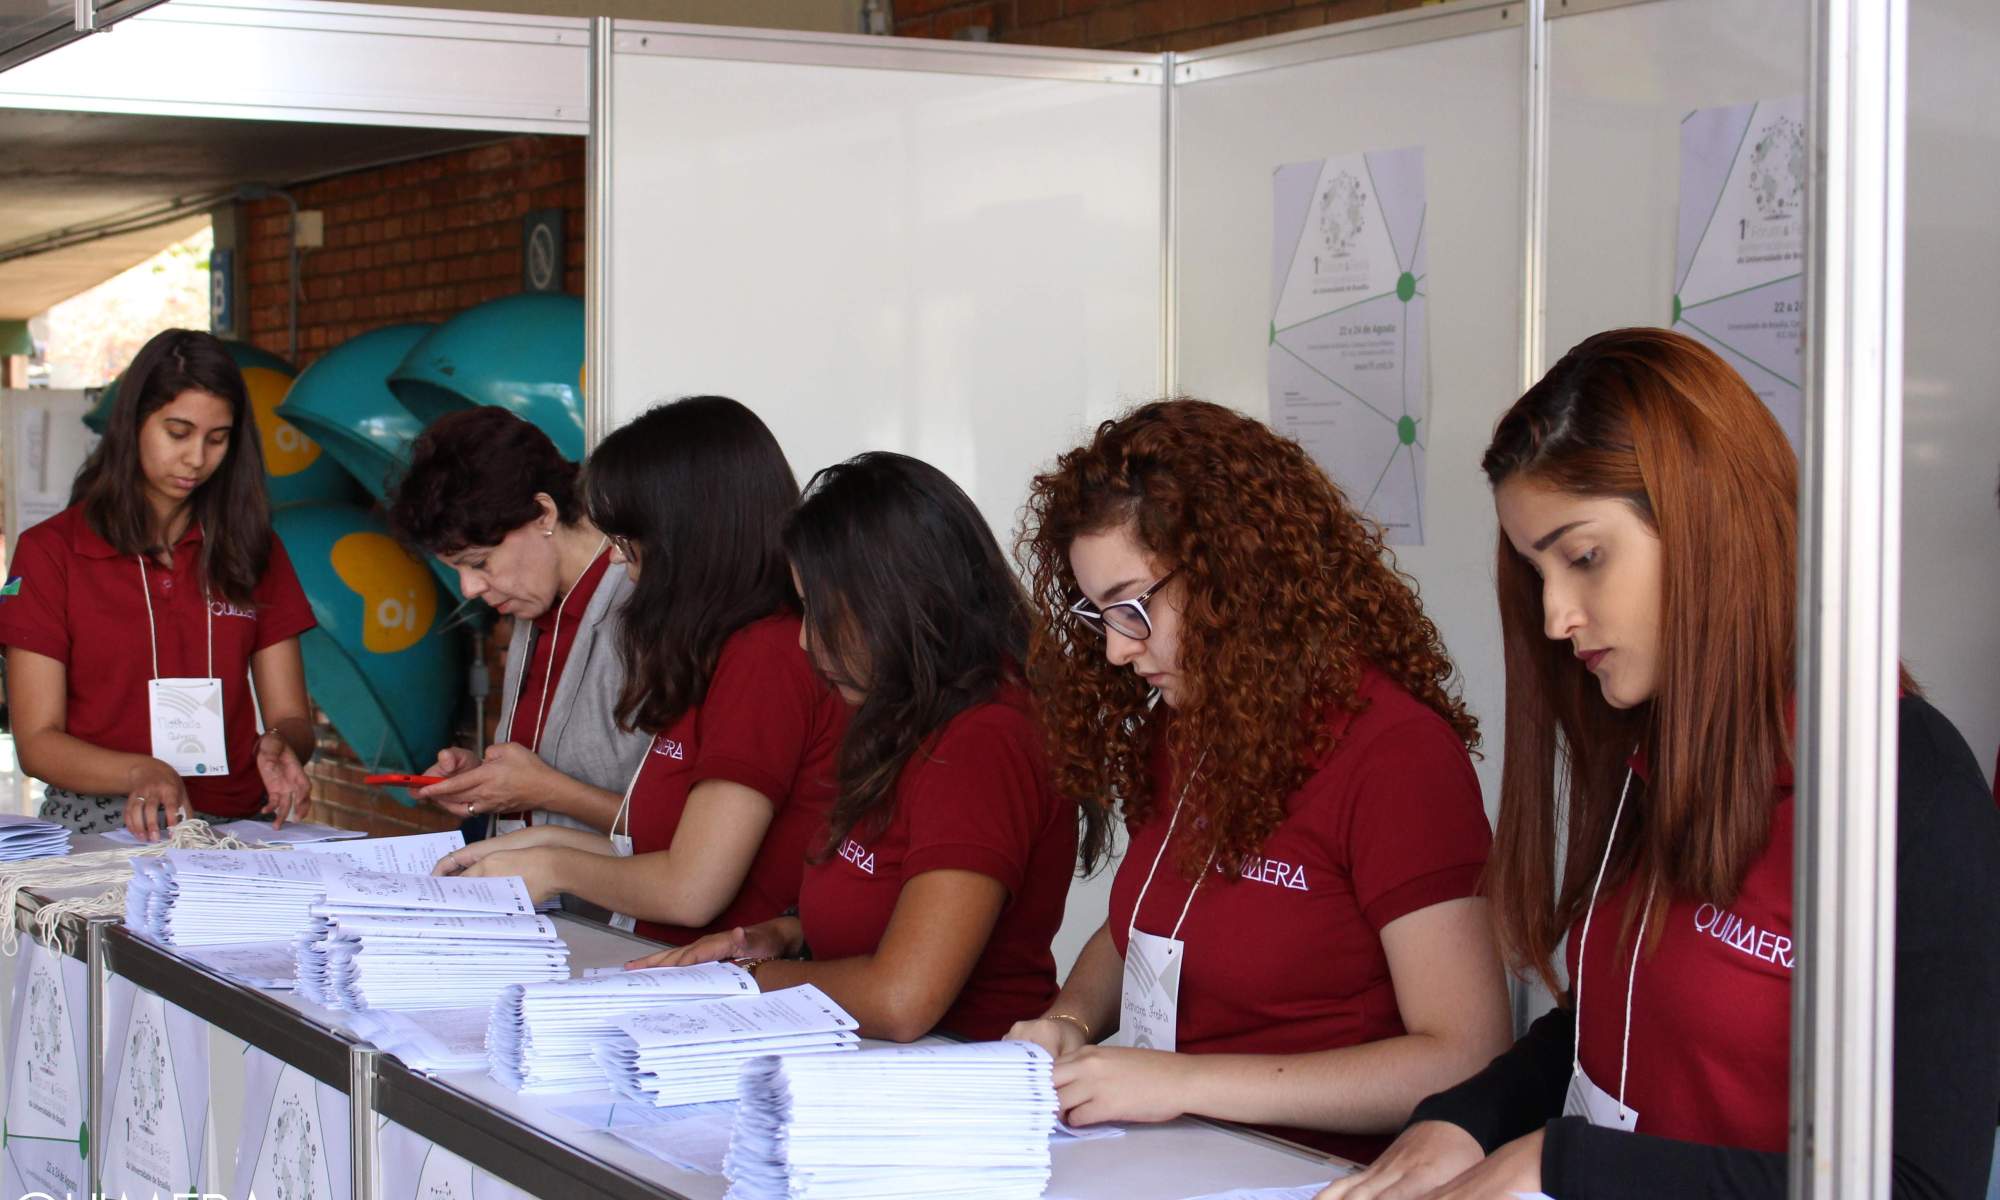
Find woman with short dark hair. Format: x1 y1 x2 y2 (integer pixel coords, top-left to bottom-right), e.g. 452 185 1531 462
388 406 648 836
0 328 317 838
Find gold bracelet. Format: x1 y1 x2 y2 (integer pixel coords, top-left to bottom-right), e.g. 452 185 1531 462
1046 1012 1093 1043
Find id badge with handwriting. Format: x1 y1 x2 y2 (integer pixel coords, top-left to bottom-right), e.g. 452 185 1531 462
148 677 228 777
1119 928 1185 1051
1563 1064 1640 1132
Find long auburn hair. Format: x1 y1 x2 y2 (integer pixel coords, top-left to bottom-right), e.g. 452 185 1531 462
583 397 799 732
1021 398 1477 879
70 329 272 604
1482 327 1803 994
787 452 1111 869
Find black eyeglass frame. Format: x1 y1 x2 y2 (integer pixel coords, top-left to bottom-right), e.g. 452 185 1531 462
1067 569 1178 641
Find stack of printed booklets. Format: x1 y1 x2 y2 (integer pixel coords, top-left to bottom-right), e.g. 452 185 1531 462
593 984 859 1107
122 832 466 947
724 1040 1058 1200
293 872 564 1011
489 962 759 1092
0 813 70 861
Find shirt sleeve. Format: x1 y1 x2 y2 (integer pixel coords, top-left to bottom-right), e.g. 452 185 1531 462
1410 1003 1575 1151
901 707 1051 896
0 526 74 665
690 623 821 804
1533 697 2000 1200
1341 712 1492 930
252 533 317 651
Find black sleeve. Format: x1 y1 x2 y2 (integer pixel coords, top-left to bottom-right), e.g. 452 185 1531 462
1408 1004 1576 1152
1536 696 2000 1199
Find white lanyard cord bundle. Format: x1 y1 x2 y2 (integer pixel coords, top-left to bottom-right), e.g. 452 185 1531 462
1130 751 1212 943
136 556 213 680
1572 764 1653 1117
527 536 609 754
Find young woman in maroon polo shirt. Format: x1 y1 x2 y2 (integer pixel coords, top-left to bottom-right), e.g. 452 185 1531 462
436 397 846 943
1323 329 2000 1199
1007 399 1511 1164
0 329 317 839
388 407 650 836
630 452 1100 1043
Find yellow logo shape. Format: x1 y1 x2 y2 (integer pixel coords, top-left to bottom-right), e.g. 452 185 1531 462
246 366 323 477
329 532 435 654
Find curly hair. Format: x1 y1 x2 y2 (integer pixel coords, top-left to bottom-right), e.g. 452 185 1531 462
1020 398 1478 878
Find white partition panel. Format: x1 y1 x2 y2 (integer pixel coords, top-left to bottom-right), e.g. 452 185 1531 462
1543 0 1808 364
605 28 1163 971
1172 4 1529 821
1902 0 2000 786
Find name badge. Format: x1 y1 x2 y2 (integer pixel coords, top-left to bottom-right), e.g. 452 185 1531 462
147 677 229 778
1563 1064 1640 1132
1119 928 1185 1052
608 833 636 933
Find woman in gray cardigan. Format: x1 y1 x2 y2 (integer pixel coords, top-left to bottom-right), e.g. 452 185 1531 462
388 407 650 835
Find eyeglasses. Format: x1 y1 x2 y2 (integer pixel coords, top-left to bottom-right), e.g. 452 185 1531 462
1067 570 1177 641
607 533 638 564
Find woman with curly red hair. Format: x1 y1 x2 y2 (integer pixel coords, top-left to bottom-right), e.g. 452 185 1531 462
1007 399 1510 1163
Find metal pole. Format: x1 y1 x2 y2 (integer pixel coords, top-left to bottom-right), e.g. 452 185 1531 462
350 1045 381 1200
85 918 108 1194
1518 0 1549 393
1792 0 1906 1193
584 15 615 453
1159 51 1177 398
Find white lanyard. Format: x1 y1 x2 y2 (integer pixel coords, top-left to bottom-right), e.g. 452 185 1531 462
137 556 212 680
525 537 608 754
609 751 643 853
1129 752 1212 943
1571 765 1652 1119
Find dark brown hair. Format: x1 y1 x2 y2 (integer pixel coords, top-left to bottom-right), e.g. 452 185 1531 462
388 407 581 556
70 329 272 604
1481 328 1802 993
582 396 798 732
1020 398 1477 879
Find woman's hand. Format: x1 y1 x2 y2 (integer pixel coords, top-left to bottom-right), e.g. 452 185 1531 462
1006 1015 1092 1061
454 847 562 903
1315 1121 1490 1200
1050 1046 1198 1126
1413 1129 1541 1200
625 921 795 970
123 758 190 842
428 746 479 778
254 730 312 829
416 742 554 820
432 827 566 875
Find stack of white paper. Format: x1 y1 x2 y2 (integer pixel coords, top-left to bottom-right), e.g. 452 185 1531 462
294 874 566 1011
593 985 859 1108
0 813 69 860
121 833 469 947
348 1006 492 1074
489 963 759 1093
125 850 344 945
724 1040 1058 1200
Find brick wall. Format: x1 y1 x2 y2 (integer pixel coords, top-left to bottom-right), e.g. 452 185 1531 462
242 135 584 367
895 0 1429 51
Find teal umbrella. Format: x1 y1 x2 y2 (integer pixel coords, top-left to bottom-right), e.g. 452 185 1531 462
387 293 585 459
273 503 464 786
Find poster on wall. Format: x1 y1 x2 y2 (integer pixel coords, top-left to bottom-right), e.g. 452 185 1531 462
235 1047 354 1200
380 1120 535 1200
4 389 99 553
2 939 90 1200
1673 95 1806 447
102 975 211 1200
1269 145 1431 545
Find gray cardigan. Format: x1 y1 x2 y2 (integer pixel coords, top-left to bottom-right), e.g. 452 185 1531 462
493 563 652 832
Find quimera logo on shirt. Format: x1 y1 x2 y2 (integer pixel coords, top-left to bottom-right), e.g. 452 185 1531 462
837 838 876 875
1227 855 1311 892
209 599 257 620
651 737 686 760
1693 902 1794 970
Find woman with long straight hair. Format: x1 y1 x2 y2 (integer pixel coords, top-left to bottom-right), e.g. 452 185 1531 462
1321 328 2000 1199
437 397 847 942
1006 399 1509 1163
632 452 1097 1043
0 329 316 838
